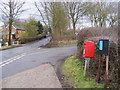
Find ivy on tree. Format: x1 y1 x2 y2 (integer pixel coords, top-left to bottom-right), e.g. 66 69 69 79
36 21 43 34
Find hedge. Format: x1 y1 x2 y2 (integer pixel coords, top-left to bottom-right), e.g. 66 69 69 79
19 34 46 44
77 27 119 88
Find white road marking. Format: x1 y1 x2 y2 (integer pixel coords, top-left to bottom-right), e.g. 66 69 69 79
0 54 26 67
0 49 49 67
0 54 26 65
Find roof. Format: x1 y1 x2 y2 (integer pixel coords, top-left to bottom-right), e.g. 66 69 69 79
13 25 25 30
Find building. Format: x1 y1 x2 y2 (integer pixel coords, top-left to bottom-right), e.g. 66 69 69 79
2 25 25 41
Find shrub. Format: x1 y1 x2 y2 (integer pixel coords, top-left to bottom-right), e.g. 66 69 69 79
77 27 119 88
19 34 46 44
62 56 104 88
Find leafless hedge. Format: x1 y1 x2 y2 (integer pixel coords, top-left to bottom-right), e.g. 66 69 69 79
77 27 118 43
77 27 119 88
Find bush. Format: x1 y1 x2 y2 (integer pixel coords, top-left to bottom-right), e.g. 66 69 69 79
19 34 46 44
77 27 119 88
0 41 6 43
77 27 118 43
62 56 104 88
41 40 77 48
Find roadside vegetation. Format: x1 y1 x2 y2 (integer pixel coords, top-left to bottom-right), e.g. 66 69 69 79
61 27 119 88
0 1 119 88
13 17 46 44
62 56 104 88
41 40 76 48
0 44 20 50
19 34 46 44
1 2 118 46
41 34 77 48
77 27 119 88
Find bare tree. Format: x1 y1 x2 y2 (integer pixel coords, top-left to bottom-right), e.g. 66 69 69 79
34 2 52 36
0 0 26 45
35 2 68 40
50 2 68 40
107 2 118 27
0 14 8 26
64 2 87 35
85 2 118 27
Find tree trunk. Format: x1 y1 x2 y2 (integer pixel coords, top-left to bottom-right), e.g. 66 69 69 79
8 20 13 46
8 0 13 46
73 23 75 34
60 29 62 41
73 22 76 39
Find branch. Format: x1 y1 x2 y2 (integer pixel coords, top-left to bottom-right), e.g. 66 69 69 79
34 2 48 26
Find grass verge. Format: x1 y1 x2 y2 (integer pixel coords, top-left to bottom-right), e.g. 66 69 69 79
0 44 21 50
41 40 77 48
62 56 104 88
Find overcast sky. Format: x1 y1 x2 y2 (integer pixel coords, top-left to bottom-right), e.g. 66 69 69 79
0 0 40 27
0 0 119 28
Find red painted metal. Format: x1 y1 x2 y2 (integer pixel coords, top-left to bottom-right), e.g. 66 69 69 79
83 41 95 58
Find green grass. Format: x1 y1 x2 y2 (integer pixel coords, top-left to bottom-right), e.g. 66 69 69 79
62 56 104 88
0 44 20 50
41 40 77 48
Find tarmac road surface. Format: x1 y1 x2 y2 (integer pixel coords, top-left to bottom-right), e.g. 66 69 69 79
0 38 77 78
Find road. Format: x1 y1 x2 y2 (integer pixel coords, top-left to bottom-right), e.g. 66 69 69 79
0 38 77 78
1 37 51 61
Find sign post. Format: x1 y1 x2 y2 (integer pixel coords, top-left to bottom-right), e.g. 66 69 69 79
82 41 95 76
97 54 102 82
98 39 109 83
106 55 109 82
97 40 103 82
84 58 90 76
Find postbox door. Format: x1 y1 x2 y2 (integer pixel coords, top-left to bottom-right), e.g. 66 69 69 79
83 41 95 58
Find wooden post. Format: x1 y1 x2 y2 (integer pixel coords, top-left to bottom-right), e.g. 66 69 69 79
84 58 90 76
97 54 102 83
5 42 8 46
12 41 14 45
106 55 109 82
0 43 1 48
84 60 87 76
17 41 19 44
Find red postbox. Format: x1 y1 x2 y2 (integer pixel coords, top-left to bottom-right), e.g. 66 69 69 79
82 41 95 58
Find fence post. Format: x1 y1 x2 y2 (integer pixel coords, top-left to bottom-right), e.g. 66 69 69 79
0 43 1 48
17 41 19 44
97 54 102 83
106 55 109 82
0 39 2 48
12 41 14 45
5 42 8 46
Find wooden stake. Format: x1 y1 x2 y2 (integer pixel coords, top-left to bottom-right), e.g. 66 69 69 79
84 58 90 76
97 54 102 83
84 60 87 76
106 55 109 82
